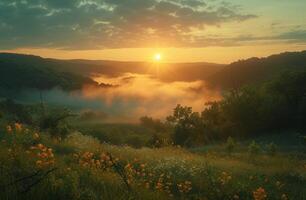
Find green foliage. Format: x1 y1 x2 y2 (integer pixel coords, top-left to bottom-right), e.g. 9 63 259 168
146 133 172 148
248 141 261 156
39 108 75 139
1 116 306 200
73 121 172 148
125 135 144 148
209 50 306 89
0 53 97 91
225 136 235 155
166 104 206 147
161 70 306 147
140 116 168 133
0 99 33 124
266 142 277 156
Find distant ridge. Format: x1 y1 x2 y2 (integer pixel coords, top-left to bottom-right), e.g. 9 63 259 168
1 50 306 90
0 52 225 82
0 53 97 91
208 50 306 88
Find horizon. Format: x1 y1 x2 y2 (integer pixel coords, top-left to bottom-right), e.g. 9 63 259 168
1 49 305 65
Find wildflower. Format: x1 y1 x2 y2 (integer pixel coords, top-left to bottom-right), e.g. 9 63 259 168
281 194 288 200
253 187 267 200
177 181 192 193
30 144 55 168
36 160 43 166
218 171 232 185
33 133 40 139
6 125 12 133
14 123 22 131
125 163 132 169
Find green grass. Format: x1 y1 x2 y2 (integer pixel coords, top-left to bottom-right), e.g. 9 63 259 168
72 121 156 148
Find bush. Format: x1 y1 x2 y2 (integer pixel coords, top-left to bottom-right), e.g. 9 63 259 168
225 136 235 155
248 141 261 156
125 135 144 148
266 142 277 156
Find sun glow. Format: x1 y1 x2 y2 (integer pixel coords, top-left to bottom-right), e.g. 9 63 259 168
154 53 162 61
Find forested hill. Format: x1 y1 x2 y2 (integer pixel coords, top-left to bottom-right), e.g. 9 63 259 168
208 50 306 89
0 53 225 83
2 50 306 91
0 53 97 91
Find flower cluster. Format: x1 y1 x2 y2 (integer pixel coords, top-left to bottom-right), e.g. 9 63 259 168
154 173 173 196
75 152 118 170
124 159 150 185
123 160 174 197
253 187 267 200
218 171 232 185
30 144 55 168
14 123 22 132
6 123 23 133
177 181 192 194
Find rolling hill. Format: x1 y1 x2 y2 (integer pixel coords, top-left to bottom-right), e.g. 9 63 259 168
1 50 306 92
0 53 225 89
0 53 97 91
208 50 306 89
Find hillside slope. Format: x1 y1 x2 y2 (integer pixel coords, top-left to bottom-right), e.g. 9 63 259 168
208 50 306 88
0 53 97 91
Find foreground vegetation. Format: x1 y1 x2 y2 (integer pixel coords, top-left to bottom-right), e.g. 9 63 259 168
0 120 305 200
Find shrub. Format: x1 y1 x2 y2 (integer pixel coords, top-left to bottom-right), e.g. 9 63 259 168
125 135 144 148
266 142 277 156
248 141 261 156
225 136 235 155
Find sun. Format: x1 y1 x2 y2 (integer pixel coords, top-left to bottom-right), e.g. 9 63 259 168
153 53 162 61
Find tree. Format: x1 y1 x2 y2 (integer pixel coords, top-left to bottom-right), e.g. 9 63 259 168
166 104 205 146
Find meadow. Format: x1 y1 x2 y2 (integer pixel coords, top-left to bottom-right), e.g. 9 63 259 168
0 120 305 200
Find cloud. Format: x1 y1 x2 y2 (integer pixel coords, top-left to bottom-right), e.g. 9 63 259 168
187 29 306 47
276 29 306 43
0 0 256 49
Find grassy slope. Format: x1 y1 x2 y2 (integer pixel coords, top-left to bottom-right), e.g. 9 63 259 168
1 121 305 200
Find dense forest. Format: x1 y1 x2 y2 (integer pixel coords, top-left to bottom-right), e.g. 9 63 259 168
164 70 306 146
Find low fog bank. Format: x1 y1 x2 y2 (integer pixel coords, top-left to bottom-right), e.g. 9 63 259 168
10 73 221 123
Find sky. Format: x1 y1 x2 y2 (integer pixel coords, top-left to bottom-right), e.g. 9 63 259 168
1 0 306 63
